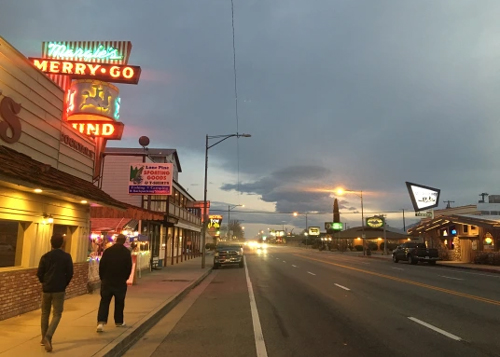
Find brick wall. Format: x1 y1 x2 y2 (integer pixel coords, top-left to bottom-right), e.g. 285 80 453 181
0 262 89 321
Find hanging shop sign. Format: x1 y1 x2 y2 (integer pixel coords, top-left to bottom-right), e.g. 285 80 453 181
0 92 22 144
42 41 132 64
366 216 385 228
406 181 441 212
29 58 141 85
128 163 173 195
325 222 343 232
66 79 120 120
208 215 223 230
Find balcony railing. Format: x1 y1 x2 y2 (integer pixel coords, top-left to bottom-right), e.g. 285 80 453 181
169 202 201 225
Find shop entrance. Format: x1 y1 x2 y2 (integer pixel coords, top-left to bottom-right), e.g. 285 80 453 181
460 239 472 263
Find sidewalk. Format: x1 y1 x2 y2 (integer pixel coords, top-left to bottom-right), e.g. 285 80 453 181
0 256 212 357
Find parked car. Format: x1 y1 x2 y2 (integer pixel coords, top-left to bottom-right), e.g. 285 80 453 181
392 243 439 265
213 244 244 269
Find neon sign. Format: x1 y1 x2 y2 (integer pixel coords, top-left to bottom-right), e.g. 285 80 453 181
29 58 141 85
66 80 120 120
47 42 123 61
70 122 124 140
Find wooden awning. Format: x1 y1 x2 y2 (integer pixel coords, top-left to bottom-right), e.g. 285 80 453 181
90 203 165 221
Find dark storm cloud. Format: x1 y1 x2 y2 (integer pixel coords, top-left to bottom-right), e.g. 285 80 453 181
3 0 500 226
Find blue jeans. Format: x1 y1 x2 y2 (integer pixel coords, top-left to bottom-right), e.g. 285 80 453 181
97 283 127 324
41 292 65 341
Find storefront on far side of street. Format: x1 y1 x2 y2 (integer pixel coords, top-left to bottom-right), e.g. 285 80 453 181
0 36 126 321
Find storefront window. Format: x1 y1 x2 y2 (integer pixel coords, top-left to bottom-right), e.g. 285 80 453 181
0 220 20 268
53 224 73 253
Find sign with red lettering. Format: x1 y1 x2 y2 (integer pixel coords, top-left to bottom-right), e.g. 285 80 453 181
29 58 141 85
128 163 173 195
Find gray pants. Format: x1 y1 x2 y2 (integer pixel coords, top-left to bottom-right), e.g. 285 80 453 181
41 292 65 341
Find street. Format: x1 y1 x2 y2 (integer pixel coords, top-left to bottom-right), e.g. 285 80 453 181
125 246 500 357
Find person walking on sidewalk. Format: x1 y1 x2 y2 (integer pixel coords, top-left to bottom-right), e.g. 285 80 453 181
96 234 132 332
37 233 74 352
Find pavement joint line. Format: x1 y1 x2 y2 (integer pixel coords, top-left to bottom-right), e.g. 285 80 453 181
295 254 500 307
96 268 213 357
307 272 316 276
408 317 462 341
334 283 350 291
439 275 464 281
245 259 269 357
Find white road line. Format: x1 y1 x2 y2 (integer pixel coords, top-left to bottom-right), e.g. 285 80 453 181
408 317 462 341
360 262 370 265
439 275 464 281
392 267 404 271
334 283 350 291
307 272 316 276
283 261 286 263
453 271 500 279
276 258 279 260
292 265 297 268
245 260 269 357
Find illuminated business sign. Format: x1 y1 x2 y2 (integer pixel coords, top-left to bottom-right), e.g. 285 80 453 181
325 222 343 232
366 216 385 228
29 58 141 85
42 41 132 64
208 215 223 230
66 80 120 120
128 163 173 195
308 226 321 236
70 122 124 140
406 182 441 212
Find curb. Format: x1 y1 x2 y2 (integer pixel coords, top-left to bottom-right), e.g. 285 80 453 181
95 268 213 357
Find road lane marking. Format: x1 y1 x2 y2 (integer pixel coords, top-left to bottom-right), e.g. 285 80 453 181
360 262 370 265
244 260 269 357
408 317 462 341
292 265 297 268
334 283 350 291
392 267 404 271
307 272 316 276
283 261 286 263
452 271 500 279
294 254 500 307
276 258 279 260
439 276 464 281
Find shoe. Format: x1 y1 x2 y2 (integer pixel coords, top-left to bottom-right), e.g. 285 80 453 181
96 323 104 332
40 339 45 346
43 337 52 352
115 322 126 327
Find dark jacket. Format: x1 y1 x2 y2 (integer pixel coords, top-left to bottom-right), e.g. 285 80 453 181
99 243 132 287
37 249 74 293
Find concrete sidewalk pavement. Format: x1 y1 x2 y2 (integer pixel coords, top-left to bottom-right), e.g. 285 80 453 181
0 256 212 357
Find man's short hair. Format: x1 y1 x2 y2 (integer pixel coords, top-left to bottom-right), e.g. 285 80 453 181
51 233 64 249
116 234 127 244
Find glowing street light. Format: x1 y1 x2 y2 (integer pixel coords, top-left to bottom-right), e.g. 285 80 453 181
293 211 309 248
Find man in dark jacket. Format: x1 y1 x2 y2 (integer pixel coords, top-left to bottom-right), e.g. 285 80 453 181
37 233 74 352
96 234 132 332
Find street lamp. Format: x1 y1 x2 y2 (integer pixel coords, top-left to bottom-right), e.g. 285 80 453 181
201 133 251 268
336 188 365 255
293 211 309 248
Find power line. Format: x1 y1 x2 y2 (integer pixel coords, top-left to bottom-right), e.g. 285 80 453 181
230 0 241 194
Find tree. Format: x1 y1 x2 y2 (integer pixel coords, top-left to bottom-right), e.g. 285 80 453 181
228 220 245 240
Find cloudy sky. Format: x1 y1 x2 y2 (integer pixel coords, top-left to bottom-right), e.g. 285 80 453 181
2 0 500 237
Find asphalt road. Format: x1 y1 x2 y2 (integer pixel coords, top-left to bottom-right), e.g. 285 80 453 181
125 245 500 357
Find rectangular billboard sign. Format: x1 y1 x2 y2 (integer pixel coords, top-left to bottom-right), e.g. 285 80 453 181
42 41 132 64
308 226 321 236
128 163 173 195
406 182 441 212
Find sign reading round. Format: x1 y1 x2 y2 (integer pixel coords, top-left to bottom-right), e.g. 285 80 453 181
366 216 385 228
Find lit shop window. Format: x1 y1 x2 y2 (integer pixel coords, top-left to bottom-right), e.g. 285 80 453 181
0 220 21 268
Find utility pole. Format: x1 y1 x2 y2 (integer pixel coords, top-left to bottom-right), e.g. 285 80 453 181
402 209 406 231
443 200 455 209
